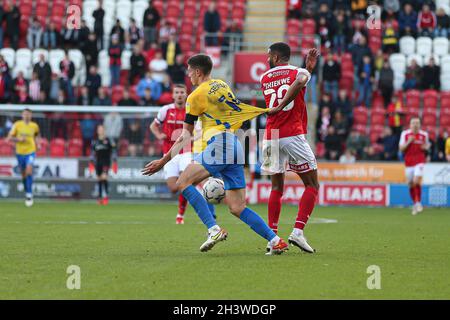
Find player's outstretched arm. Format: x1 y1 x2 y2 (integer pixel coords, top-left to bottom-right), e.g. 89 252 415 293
142 123 194 176
149 120 167 140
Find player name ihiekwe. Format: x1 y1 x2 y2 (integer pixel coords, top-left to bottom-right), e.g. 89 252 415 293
262 77 292 90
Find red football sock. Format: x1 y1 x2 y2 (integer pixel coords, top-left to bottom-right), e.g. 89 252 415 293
268 190 283 234
295 187 319 230
409 187 416 203
415 185 422 203
178 194 187 215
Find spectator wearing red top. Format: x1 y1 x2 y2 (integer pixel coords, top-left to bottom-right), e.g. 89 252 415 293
417 4 436 37
108 34 122 87
13 71 27 100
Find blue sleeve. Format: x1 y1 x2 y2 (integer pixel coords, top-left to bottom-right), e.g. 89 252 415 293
151 81 162 101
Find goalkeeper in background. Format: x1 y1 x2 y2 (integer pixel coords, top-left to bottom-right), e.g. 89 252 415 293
89 124 117 205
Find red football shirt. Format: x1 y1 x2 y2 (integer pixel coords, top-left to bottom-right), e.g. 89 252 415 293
155 103 186 154
399 129 429 167
260 64 310 139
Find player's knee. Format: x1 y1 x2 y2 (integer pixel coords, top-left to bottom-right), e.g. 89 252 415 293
167 183 178 194
228 201 246 216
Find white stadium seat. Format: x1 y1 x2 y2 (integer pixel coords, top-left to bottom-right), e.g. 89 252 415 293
441 74 450 91
393 74 405 91
15 49 32 73
399 36 415 56
423 54 440 66
68 49 84 70
32 49 48 65
132 1 149 27
49 49 65 73
416 37 432 56
436 0 450 9
407 54 423 67
121 50 132 70
439 4 450 15
440 55 450 74
13 66 31 79
82 1 97 20
98 50 110 71
389 53 406 74
0 48 15 69
433 37 449 56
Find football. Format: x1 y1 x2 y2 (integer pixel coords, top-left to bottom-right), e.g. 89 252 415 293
203 178 226 204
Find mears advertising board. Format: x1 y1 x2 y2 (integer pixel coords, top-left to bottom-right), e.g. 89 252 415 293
321 184 388 206
0 158 78 179
255 182 307 204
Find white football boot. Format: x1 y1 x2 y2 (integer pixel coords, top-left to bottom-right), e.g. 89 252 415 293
25 195 34 207
200 227 228 252
288 231 315 253
416 202 423 213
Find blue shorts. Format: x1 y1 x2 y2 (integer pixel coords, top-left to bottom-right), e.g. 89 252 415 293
194 133 246 190
17 152 36 170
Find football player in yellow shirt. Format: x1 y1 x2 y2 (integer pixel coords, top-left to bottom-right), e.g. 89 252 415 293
142 54 288 254
6 109 40 207
446 136 450 162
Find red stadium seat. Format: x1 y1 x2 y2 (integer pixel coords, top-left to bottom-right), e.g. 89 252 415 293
405 90 421 110
422 113 437 127
352 124 368 135
118 139 129 157
36 138 49 156
166 6 181 19
50 138 66 157
0 139 13 156
440 92 450 111
370 125 384 143
111 86 124 105
353 106 369 125
370 113 385 125
423 126 437 141
440 113 450 127
67 139 83 157
315 142 325 158
180 19 195 35
183 5 197 19
301 19 316 35
423 89 438 110
19 3 32 16
287 19 301 35
231 6 246 20
287 36 300 51
52 4 66 18
372 95 385 109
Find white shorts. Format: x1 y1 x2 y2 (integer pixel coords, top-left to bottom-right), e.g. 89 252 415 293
405 163 425 183
163 152 192 179
262 134 317 174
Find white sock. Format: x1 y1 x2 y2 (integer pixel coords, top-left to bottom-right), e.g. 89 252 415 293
177 214 184 218
26 193 32 198
270 235 280 246
293 228 304 236
208 225 220 234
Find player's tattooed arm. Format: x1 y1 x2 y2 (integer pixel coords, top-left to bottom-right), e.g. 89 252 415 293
142 122 195 176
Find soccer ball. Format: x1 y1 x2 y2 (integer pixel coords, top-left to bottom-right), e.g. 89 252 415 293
203 178 226 204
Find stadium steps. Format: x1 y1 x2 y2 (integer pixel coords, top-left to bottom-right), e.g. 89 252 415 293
243 0 286 51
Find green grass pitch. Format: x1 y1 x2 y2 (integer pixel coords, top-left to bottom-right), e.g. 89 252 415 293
0 201 449 299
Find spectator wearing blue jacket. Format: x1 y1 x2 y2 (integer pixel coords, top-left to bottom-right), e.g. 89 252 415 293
398 3 418 37
136 71 161 101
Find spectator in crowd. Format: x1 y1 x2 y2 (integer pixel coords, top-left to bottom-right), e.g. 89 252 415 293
319 93 333 114
356 55 374 107
143 0 160 46
350 0 367 17
33 54 52 96
334 89 353 124
137 71 161 101
436 130 449 162
421 57 440 90
383 0 400 20
60 17 80 48
81 114 97 155
322 52 341 101
59 51 76 104
403 59 422 90
303 57 318 106
339 149 356 164
381 20 398 54
118 88 138 106
93 0 105 50
55 88 67 105
398 3 418 37
316 2 333 22
85 66 102 104
29 71 41 102
81 32 99 71
333 12 349 54
161 33 181 68
4 0 20 49
42 19 59 49
287 0 302 19
78 19 91 49
378 60 394 107
93 87 112 106
168 54 186 84
14 85 32 104
13 71 27 98
0 54 9 76
332 110 349 141
417 3 436 37
350 36 372 82
324 125 342 160
104 108 123 144
434 7 450 37
110 19 125 47
108 34 122 87
125 120 144 156
78 86 90 106
346 129 370 159
377 126 398 160
203 2 221 46
316 106 332 142
317 16 331 49
139 87 157 106
349 20 367 50
387 95 404 138
36 89 53 105
144 41 158 65
158 19 176 44
49 73 60 101
27 17 43 49
222 20 243 56
0 71 10 102
362 145 382 160
129 45 146 85
0 0 4 48
149 50 168 84
126 18 143 48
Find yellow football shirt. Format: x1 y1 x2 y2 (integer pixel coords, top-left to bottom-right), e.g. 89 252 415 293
9 120 40 155
187 79 267 152
445 137 450 157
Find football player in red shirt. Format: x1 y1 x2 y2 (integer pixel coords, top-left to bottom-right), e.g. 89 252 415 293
260 43 319 254
150 84 192 224
399 118 430 215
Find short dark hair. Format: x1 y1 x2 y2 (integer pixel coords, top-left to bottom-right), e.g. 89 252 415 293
173 84 187 90
187 54 213 76
23 108 32 113
269 42 291 61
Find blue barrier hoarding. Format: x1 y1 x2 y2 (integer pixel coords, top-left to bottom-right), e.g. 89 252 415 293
389 184 450 207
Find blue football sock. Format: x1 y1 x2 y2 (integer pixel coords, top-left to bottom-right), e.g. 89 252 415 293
182 185 217 229
207 202 216 219
25 175 33 194
240 207 276 241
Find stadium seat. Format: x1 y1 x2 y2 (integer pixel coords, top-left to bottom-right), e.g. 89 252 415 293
441 92 450 111
132 1 149 27
68 50 84 71
370 109 385 125
433 37 449 56
49 49 65 73
67 139 83 157
436 0 450 10
405 90 421 110
183 5 197 20
440 55 450 74
36 138 49 157
0 48 15 68
407 54 423 67
301 19 316 35
32 49 49 65
389 53 406 74
121 50 132 70
0 139 13 156
287 19 301 35
353 106 368 125
423 90 438 109
369 125 384 143
118 139 129 156
416 37 432 56
315 142 325 158
423 126 437 141
440 113 450 127
422 112 437 127
352 124 368 135
50 138 66 157
423 54 440 65
399 36 415 56
111 86 124 104
441 74 450 91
